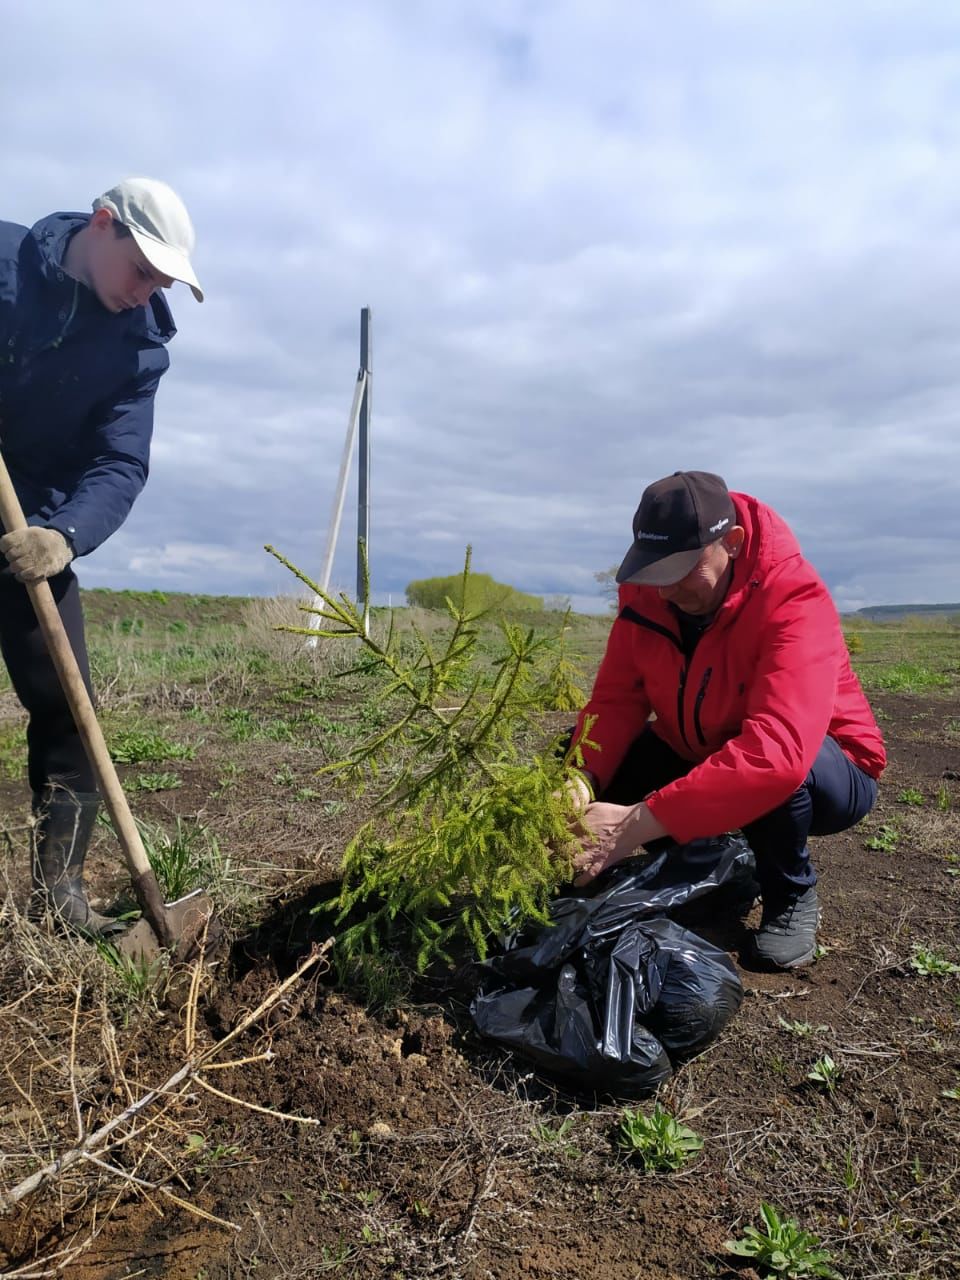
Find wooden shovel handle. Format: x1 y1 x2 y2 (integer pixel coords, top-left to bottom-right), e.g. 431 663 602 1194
0 447 173 949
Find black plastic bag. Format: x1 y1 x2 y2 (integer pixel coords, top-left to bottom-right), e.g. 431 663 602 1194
470 835 753 1096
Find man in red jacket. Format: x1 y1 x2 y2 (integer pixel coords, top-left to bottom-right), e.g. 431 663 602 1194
570 470 885 969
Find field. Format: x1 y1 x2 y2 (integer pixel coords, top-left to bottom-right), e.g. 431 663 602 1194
0 592 958 1280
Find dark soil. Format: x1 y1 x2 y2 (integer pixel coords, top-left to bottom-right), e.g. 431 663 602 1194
1 693 958 1279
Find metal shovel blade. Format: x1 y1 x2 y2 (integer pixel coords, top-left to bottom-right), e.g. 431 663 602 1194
114 888 220 967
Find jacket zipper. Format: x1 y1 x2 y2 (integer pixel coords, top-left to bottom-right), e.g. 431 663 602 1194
677 665 690 750
46 281 79 352
692 666 713 747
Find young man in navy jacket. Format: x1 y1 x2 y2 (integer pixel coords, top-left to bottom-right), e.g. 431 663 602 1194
0 178 202 934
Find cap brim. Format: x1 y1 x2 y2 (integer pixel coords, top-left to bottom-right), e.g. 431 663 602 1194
616 546 703 587
130 228 204 302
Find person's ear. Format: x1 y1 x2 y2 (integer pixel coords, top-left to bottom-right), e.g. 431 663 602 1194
724 526 746 558
89 208 114 231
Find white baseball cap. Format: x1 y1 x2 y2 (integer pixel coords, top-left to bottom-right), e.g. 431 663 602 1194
93 177 203 302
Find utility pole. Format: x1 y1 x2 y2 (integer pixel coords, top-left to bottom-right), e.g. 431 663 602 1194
356 307 372 635
308 308 372 646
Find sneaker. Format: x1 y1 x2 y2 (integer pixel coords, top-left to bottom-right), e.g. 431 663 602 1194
750 885 819 969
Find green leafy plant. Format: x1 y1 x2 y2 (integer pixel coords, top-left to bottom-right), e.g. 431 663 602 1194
108 728 196 764
614 1103 703 1171
935 784 952 812
267 544 587 969
807 1053 842 1092
126 771 182 792
212 760 240 796
908 946 960 976
864 822 899 853
532 1115 582 1159
778 1018 828 1038
896 787 925 806
725 1203 840 1277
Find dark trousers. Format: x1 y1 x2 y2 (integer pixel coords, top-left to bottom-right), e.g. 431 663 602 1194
602 727 878 903
0 566 96 796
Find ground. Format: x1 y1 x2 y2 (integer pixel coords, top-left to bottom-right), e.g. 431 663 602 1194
0 595 957 1279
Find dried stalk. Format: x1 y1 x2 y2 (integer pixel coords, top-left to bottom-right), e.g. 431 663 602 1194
0 941 331 1215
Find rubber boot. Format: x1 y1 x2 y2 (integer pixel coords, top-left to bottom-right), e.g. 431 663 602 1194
30 791 123 937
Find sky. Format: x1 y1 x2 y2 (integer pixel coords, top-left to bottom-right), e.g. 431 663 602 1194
3 0 960 613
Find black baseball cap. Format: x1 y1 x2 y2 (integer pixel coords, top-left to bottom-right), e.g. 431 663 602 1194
615 471 737 586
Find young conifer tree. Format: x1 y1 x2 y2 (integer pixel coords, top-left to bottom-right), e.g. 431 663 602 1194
267 546 593 969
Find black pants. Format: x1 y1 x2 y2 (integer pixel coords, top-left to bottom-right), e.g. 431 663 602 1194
602 727 878 903
0 566 96 796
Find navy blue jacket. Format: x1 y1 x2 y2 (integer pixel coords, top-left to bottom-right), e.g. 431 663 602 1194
0 212 175 557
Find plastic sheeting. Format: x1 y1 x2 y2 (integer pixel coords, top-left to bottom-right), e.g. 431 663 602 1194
470 835 755 1096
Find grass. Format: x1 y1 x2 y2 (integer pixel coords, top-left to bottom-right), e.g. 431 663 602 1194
0 723 28 779
0 591 956 1279
859 662 952 693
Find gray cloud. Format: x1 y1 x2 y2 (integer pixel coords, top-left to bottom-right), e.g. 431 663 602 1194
3 1 960 610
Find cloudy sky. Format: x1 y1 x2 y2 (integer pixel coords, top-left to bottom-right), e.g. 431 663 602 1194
4 0 960 612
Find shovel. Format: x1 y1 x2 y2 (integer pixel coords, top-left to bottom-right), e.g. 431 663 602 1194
0 448 216 966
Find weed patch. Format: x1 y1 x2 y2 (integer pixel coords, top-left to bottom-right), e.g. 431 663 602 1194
109 729 196 764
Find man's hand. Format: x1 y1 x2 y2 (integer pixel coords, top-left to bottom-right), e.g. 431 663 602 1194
0 528 73 582
573 800 669 887
557 773 593 817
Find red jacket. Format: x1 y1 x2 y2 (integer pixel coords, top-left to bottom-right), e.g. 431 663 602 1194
574 493 886 843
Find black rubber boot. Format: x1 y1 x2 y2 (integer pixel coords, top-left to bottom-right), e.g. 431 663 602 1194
30 791 123 937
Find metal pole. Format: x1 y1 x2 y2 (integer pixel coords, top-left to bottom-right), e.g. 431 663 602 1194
356 306 372 635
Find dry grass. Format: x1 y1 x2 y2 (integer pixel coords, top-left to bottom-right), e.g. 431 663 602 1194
0 861 331 1275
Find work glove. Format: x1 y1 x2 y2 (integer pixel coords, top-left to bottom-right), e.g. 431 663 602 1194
0 527 74 582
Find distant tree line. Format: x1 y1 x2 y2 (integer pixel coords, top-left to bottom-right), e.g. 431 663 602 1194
406 571 544 612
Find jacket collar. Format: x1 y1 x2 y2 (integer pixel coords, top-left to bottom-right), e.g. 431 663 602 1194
29 211 176 345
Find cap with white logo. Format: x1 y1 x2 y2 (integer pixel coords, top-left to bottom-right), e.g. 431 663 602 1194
616 471 737 587
93 177 203 302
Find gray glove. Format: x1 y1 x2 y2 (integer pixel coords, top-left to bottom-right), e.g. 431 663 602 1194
0 527 74 582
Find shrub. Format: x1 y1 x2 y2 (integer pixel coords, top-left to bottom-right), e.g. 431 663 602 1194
406 570 543 613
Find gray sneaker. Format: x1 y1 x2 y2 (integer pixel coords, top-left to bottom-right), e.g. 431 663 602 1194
750 885 820 969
